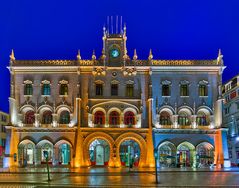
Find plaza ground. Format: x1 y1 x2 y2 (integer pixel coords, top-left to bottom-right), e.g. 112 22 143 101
0 167 238 187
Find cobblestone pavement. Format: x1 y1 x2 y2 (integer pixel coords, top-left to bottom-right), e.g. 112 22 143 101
0 171 238 187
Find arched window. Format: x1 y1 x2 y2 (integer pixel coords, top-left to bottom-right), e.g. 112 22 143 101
25 111 35 124
196 112 208 126
178 112 190 126
59 111 70 124
94 111 105 125
109 111 120 125
124 111 135 125
160 111 171 125
60 84 68 96
42 111 52 124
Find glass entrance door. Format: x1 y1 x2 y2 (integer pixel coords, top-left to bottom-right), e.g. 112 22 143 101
96 145 104 165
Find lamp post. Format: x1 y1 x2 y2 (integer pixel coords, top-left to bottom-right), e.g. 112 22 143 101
154 148 159 184
43 151 51 181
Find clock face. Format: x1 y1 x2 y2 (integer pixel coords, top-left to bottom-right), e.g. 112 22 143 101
111 49 120 58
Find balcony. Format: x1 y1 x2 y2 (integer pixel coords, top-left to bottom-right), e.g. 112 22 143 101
92 124 138 128
21 123 73 128
156 124 212 130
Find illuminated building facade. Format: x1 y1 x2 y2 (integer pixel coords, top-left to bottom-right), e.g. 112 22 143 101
152 50 230 168
0 111 8 167
223 75 239 166
4 20 230 168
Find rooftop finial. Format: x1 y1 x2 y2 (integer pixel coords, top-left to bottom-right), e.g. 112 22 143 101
107 16 110 34
116 15 118 34
10 49 15 61
133 49 138 60
92 50 96 60
103 25 106 36
217 48 223 65
111 16 113 34
123 23 126 35
120 16 123 34
148 49 153 60
77 50 81 60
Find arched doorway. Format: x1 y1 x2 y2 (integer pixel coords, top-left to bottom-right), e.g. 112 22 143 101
177 142 195 167
196 142 214 167
89 139 110 166
158 141 176 167
36 140 53 164
58 143 71 165
120 140 140 167
18 140 35 166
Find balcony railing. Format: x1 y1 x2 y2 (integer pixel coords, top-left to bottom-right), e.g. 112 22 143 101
157 124 212 129
92 124 137 128
21 123 72 128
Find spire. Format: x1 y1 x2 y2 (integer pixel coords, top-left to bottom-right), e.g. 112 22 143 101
123 23 126 36
133 49 138 60
77 50 81 60
148 49 153 60
92 50 96 60
10 49 15 61
103 25 106 36
217 48 223 65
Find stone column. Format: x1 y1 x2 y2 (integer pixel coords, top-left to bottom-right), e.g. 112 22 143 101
73 98 85 167
3 126 19 167
144 97 155 167
191 115 197 129
172 115 178 128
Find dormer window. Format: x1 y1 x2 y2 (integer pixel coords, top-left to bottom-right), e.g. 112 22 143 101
59 80 69 96
24 80 33 96
41 80 51 96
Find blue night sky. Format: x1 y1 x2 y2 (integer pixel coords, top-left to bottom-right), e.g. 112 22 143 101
0 0 238 113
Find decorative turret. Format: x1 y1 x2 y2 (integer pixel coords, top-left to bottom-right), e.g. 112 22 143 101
77 50 81 60
123 23 127 37
10 49 15 62
133 49 138 60
92 50 96 60
148 49 153 60
217 49 223 65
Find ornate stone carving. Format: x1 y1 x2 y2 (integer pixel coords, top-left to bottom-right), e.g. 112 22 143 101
92 67 106 76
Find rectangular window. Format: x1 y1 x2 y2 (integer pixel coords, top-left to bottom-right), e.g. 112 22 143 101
225 107 230 114
162 85 170 96
42 84 51 95
96 84 103 96
60 84 68 96
24 84 33 95
2 139 6 147
199 85 207 96
111 84 118 96
126 84 134 97
230 91 237 99
180 84 188 96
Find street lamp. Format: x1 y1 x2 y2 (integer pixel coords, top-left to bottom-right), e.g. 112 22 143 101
236 136 239 142
43 151 51 181
154 148 159 184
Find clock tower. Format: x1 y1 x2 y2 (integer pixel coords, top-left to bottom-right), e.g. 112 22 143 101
101 17 129 67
